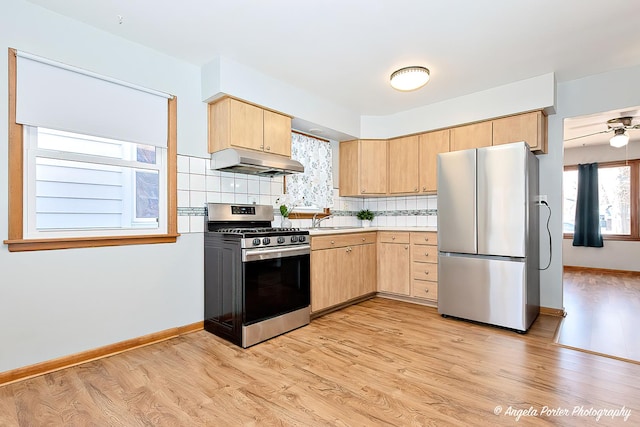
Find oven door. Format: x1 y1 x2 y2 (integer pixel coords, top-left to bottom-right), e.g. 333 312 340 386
242 245 311 325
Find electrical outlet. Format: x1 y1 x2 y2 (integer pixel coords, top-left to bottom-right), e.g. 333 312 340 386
534 195 548 204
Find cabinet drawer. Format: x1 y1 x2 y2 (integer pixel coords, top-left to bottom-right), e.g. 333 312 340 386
378 231 410 244
411 245 438 263
410 232 437 246
311 232 376 250
412 262 438 282
411 280 438 300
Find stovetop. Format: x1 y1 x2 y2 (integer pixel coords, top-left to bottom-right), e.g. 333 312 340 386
215 227 302 235
205 203 309 248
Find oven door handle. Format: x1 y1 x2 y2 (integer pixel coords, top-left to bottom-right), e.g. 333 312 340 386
242 245 311 262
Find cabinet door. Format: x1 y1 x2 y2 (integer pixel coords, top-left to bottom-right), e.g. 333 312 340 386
359 139 388 195
263 110 291 156
339 140 359 197
389 135 419 194
356 243 377 297
377 242 410 295
418 130 450 193
492 111 547 153
228 98 264 152
311 248 342 312
450 121 492 152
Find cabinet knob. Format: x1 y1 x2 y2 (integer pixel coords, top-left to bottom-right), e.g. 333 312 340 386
423 186 427 191
405 246 409 250
265 146 270 150
414 187 418 192
392 236 396 240
330 240 335 245
424 271 430 275
260 145 264 149
425 237 429 242
361 189 366 193
361 238 365 241
425 252 429 256
424 289 430 293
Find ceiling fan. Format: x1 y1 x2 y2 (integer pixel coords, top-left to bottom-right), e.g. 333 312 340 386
565 116 640 147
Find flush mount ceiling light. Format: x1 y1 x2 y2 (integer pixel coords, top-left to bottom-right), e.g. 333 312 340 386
609 128 630 148
390 66 430 91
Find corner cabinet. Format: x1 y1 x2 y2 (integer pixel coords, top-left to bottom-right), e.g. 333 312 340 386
492 110 548 153
339 139 388 197
310 232 376 315
208 97 292 157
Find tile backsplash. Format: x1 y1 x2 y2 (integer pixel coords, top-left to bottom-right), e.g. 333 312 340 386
177 154 437 233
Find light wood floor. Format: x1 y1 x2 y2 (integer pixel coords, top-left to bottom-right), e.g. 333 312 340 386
1 298 639 426
557 268 640 363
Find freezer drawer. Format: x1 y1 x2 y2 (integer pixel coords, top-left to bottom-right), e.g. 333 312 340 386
438 254 535 331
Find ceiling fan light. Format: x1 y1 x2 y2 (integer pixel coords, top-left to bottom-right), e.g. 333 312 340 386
390 66 430 91
609 129 629 148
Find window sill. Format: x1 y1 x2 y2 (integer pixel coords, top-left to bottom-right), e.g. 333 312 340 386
4 234 179 252
288 209 331 220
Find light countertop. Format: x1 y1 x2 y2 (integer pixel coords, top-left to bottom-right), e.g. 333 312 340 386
307 226 437 236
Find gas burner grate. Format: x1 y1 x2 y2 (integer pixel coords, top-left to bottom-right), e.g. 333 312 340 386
215 227 301 234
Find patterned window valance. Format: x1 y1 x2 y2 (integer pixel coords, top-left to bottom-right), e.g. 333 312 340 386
286 133 334 208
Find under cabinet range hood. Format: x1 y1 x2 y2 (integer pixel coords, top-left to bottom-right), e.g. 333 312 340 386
210 148 304 177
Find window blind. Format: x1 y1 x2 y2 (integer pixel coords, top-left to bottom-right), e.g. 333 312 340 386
15 51 171 147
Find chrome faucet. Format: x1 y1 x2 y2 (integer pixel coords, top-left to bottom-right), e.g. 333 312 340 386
312 213 333 228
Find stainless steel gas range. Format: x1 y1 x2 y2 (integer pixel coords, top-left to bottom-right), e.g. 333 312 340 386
204 203 310 348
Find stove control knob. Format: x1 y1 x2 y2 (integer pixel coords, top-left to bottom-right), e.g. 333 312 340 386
262 237 271 245
277 237 285 244
298 235 306 242
252 238 261 246
290 235 298 243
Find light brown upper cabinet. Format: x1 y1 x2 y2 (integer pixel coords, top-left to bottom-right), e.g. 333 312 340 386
339 139 388 196
450 121 493 152
389 135 419 194
208 97 292 157
418 129 450 193
492 110 548 153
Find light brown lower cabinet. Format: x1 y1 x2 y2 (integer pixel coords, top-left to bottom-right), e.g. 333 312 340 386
410 232 438 302
377 232 411 296
310 232 376 313
312 231 438 314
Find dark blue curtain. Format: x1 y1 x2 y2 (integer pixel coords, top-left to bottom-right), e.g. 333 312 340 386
572 163 603 247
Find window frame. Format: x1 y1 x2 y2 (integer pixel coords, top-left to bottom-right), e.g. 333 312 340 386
4 48 178 252
563 159 640 241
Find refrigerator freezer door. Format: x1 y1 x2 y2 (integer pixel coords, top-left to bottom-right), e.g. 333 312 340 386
438 254 529 331
477 142 527 258
437 149 477 254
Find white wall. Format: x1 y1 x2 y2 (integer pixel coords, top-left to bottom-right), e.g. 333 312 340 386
562 143 640 271
0 0 206 372
360 73 556 139
201 56 361 139
545 64 640 301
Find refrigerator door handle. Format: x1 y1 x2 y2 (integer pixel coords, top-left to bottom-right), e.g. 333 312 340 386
439 251 525 263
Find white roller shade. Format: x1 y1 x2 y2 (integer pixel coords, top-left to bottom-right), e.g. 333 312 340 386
16 51 170 147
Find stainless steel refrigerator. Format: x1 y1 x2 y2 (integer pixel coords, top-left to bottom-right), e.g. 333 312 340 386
437 141 539 332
